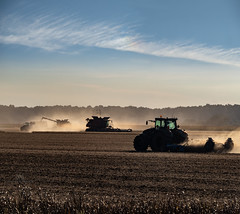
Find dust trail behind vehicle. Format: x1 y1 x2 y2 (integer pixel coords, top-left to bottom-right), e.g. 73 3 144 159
187 129 240 153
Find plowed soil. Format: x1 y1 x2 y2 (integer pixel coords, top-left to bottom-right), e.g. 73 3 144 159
0 131 240 201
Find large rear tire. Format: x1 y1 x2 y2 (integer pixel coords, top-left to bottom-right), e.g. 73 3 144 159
134 134 148 152
150 130 172 152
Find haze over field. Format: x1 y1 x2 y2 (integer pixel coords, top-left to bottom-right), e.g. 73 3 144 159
0 1 240 108
1 104 240 127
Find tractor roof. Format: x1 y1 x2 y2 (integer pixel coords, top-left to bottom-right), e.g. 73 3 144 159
155 117 178 121
91 116 110 120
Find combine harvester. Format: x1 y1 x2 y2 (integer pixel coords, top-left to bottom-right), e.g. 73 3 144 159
134 116 234 153
85 116 132 132
41 117 71 129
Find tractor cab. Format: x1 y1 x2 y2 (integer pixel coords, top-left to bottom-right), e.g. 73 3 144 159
146 117 178 130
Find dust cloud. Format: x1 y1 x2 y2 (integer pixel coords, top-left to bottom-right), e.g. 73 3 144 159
20 114 87 132
187 128 240 154
228 128 240 153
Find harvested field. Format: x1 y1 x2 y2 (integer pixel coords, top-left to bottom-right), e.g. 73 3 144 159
0 131 240 212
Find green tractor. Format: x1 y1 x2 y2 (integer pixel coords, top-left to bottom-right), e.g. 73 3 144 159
134 117 234 153
134 117 188 152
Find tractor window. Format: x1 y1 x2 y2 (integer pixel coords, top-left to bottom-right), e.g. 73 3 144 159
167 120 176 129
155 120 165 129
155 120 160 128
161 120 165 127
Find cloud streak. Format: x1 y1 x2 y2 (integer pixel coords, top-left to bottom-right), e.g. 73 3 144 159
1 14 240 67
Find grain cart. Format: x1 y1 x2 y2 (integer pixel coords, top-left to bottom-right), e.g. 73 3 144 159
85 116 132 132
20 121 36 131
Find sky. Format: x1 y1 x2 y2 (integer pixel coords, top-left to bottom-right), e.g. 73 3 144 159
0 0 240 108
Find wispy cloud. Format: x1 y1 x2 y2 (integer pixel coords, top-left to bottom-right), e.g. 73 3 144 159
1 14 240 67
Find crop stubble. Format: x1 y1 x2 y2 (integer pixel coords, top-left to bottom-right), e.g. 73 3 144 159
0 131 240 201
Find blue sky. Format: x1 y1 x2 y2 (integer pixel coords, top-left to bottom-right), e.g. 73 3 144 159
0 0 240 108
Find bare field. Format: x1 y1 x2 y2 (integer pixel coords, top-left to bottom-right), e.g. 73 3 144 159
0 131 240 202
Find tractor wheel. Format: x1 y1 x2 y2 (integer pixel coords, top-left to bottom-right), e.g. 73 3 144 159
150 131 172 152
133 134 148 152
204 138 215 152
172 129 189 144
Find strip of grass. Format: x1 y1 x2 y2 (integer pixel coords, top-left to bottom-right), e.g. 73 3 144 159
1 185 239 214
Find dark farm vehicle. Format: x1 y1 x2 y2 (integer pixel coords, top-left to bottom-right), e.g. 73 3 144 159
134 117 234 153
134 117 189 152
41 117 71 127
85 116 132 132
20 121 36 131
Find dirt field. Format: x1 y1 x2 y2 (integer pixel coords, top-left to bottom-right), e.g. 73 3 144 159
0 131 240 202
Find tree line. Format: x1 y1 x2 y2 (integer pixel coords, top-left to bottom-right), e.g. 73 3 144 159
0 104 240 126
